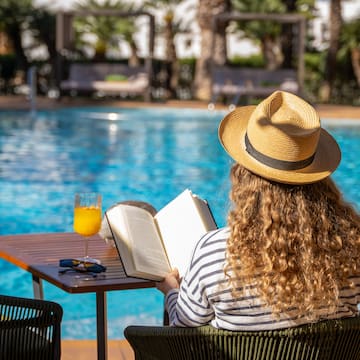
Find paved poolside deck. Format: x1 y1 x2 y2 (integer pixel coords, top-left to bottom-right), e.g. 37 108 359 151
62 339 134 360
0 94 360 119
1 94 359 360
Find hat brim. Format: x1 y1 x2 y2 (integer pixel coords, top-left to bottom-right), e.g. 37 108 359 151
218 106 341 185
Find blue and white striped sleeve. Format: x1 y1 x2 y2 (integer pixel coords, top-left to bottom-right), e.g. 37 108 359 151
165 228 228 327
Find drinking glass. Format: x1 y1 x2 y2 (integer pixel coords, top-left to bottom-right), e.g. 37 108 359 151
73 192 102 264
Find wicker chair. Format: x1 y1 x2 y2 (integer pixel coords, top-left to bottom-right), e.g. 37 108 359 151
0 294 63 360
124 316 360 360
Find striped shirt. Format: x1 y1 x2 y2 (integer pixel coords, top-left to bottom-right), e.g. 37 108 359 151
165 227 360 330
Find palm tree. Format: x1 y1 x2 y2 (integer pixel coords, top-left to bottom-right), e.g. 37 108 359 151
144 0 190 98
280 0 316 68
0 31 13 54
339 17 360 88
27 7 57 85
193 0 231 101
73 0 139 63
231 0 287 70
0 0 33 72
321 0 343 101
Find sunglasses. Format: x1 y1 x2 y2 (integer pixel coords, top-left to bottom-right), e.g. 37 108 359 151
59 259 107 274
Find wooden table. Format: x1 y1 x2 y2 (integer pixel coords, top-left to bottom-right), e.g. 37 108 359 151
0 232 155 360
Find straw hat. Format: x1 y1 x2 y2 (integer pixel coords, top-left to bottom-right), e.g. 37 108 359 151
218 91 341 184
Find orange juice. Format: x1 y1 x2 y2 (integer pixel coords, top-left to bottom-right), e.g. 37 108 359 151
73 206 102 236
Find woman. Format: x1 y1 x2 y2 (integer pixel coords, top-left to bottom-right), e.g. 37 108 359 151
156 91 360 330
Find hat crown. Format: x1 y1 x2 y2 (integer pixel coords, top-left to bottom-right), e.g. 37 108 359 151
218 90 341 184
247 91 320 162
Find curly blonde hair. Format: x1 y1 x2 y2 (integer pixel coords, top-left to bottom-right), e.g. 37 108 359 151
225 163 360 320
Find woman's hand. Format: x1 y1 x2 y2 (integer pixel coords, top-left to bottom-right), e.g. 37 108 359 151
156 268 181 295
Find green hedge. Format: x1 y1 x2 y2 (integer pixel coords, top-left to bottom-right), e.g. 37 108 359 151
228 54 266 68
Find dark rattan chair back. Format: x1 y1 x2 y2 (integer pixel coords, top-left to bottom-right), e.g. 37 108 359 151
0 294 63 360
125 317 360 360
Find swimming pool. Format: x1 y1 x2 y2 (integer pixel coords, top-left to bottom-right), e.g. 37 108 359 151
0 107 359 339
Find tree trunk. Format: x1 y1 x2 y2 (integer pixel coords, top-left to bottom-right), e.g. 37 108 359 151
93 42 107 61
281 0 297 68
262 35 283 70
0 32 14 54
321 0 342 101
36 17 57 85
193 0 230 101
6 25 29 72
212 13 228 66
163 11 179 99
351 47 360 87
128 40 140 67
194 27 213 101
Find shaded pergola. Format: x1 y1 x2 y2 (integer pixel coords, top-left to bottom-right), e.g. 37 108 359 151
55 10 155 97
212 12 306 95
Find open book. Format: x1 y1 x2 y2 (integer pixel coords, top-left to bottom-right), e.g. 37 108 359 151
105 189 217 281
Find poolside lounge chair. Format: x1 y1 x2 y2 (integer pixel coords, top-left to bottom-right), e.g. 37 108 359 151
210 66 299 108
124 316 360 360
60 63 150 100
0 294 63 360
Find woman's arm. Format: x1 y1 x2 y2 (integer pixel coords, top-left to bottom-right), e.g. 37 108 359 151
156 229 228 326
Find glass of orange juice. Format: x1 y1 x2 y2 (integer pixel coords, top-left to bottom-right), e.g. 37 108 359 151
74 192 102 264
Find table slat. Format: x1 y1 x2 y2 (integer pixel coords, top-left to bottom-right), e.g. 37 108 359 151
0 233 154 293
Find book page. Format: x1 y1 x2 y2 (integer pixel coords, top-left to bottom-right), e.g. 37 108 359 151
106 205 171 281
154 189 217 277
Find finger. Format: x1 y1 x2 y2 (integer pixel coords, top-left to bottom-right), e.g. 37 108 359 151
171 268 179 278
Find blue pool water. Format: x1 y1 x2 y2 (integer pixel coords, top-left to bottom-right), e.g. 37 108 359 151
0 107 359 339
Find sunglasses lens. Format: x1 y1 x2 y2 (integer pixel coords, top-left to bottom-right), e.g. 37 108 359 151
59 259 106 273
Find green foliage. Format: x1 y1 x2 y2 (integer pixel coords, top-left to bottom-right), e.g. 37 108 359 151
143 0 181 11
230 0 316 41
231 0 285 40
332 80 360 105
178 58 196 85
27 7 56 60
232 0 285 13
0 0 32 27
28 8 56 40
338 17 360 60
179 58 196 66
0 0 38 70
143 0 193 30
304 52 325 73
303 49 360 105
73 0 136 58
228 54 266 68
303 51 324 100
293 0 317 20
